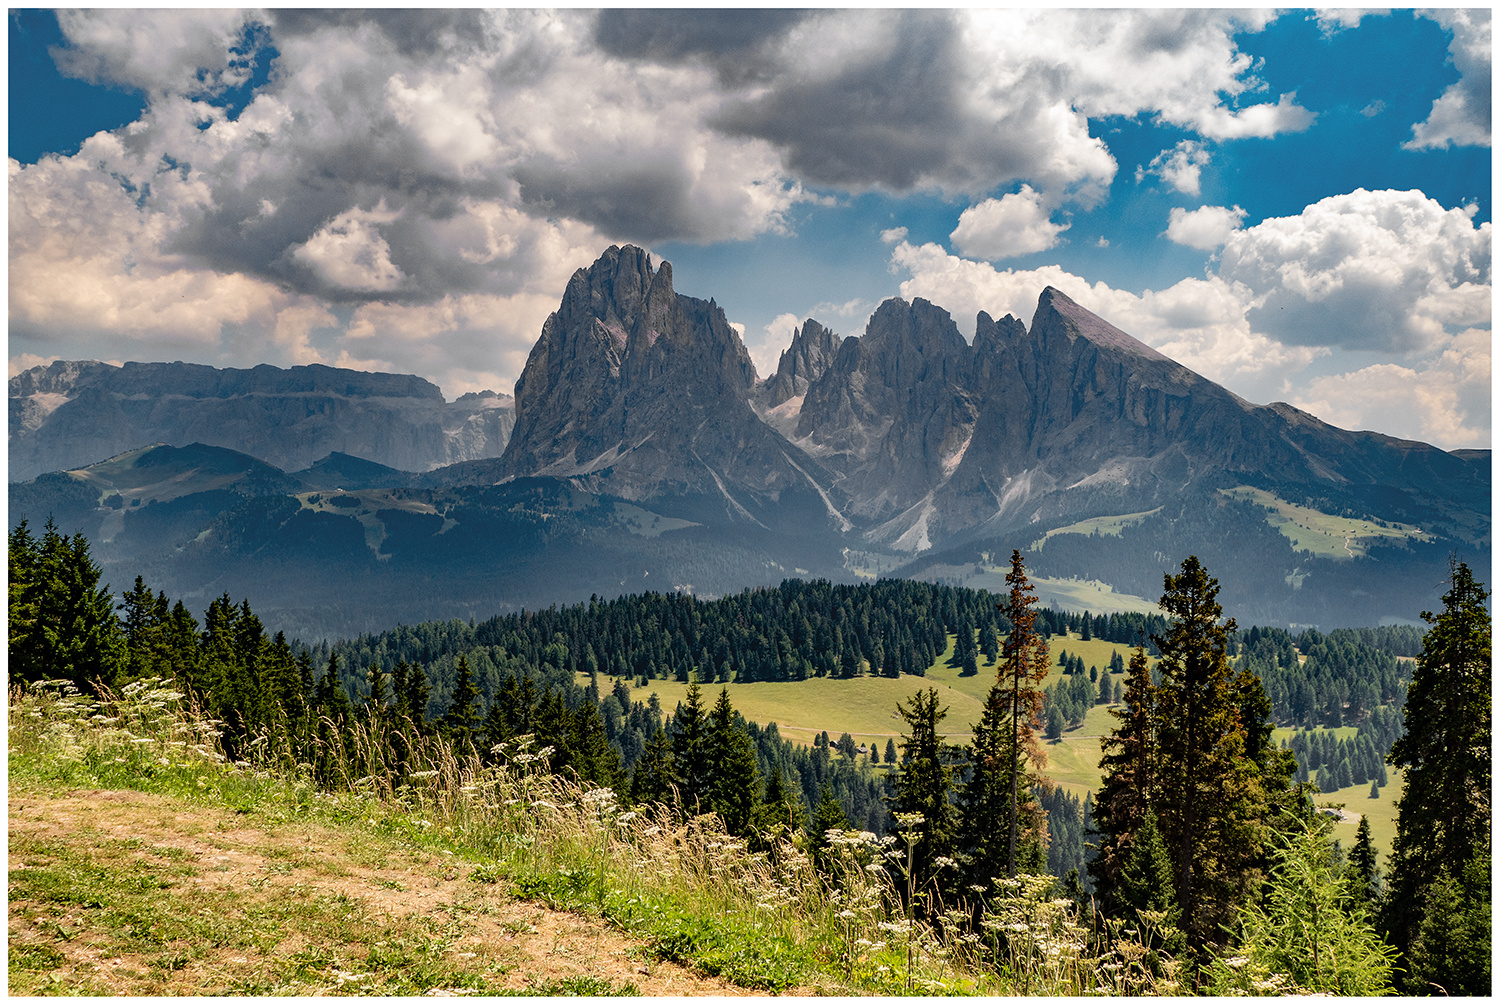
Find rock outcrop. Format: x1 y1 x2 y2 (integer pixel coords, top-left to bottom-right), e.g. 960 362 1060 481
759 319 842 409
790 297 982 523
8 361 513 480
497 245 844 525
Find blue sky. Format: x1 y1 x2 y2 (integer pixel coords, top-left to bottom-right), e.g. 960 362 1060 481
9 9 1492 448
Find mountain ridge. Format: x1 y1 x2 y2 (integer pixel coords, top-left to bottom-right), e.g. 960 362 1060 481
8 245 1488 637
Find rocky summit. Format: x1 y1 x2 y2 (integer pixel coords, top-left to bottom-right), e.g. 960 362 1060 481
495 245 842 525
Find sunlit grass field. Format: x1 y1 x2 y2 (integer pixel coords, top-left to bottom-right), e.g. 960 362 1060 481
1219 486 1431 559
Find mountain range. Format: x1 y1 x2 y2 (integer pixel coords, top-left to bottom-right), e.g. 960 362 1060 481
11 245 1489 639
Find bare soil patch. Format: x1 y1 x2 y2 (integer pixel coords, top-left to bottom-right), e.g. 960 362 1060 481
9 788 784 995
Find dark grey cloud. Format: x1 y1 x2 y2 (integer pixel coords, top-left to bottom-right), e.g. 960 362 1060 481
512 158 699 246
711 11 971 190
593 9 808 84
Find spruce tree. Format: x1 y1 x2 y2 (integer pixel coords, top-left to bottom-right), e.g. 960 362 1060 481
1116 808 1182 959
403 661 432 732
1382 560 1491 994
1091 646 1158 903
670 680 712 811
8 520 126 693
1151 556 1272 951
1348 814 1378 906
705 688 760 835
443 655 482 749
758 765 807 839
631 726 675 805
890 688 960 909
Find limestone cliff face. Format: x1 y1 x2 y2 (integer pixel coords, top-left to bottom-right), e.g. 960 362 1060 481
8 361 512 480
498 246 839 514
912 286 1487 545
792 297 980 520
759 319 842 409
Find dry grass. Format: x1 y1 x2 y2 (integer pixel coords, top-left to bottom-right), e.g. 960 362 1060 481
8 787 769 995
9 679 1193 996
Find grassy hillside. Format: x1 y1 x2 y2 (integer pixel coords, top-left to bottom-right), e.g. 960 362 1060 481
10 679 1183 996
1219 486 1432 559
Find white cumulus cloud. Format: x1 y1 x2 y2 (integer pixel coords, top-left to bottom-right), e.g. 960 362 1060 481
1218 188 1491 351
1406 9 1492 150
1141 140 1212 196
1290 328 1491 448
951 186 1069 260
1165 205 1248 250
292 202 406 293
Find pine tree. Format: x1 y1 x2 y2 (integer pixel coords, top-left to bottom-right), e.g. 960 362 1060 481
987 549 1051 878
403 661 432 732
1091 646 1158 903
7 520 126 693
1116 808 1182 959
1349 815 1378 906
705 688 760 835
670 680 712 811
631 726 675 805
444 655 482 749
1151 556 1272 951
890 688 960 908
756 766 807 847
1382 560 1491 994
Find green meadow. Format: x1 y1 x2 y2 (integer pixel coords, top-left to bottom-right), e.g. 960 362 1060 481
591 628 1402 864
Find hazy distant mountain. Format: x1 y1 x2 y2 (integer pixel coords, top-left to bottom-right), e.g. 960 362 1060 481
9 246 1488 636
8 360 513 480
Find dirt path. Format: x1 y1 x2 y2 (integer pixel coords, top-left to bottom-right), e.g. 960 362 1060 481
9 787 788 996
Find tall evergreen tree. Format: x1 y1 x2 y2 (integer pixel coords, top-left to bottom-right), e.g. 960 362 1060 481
631 726 675 805
1151 556 1272 951
890 688 960 909
808 784 850 875
7 519 126 693
1382 560 1491 994
758 766 807 838
989 549 1051 877
443 655 482 748
705 688 761 835
670 680 712 811
1091 646 1158 903
1348 814 1378 907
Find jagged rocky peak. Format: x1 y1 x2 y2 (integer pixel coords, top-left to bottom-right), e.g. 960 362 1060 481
498 245 824 508
973 310 1027 355
1030 286 1172 363
762 318 842 408
514 245 756 420
797 296 972 441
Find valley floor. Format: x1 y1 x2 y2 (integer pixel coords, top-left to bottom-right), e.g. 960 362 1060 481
8 785 792 996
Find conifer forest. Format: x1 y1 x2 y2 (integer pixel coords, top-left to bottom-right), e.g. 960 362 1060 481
9 519 1491 994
